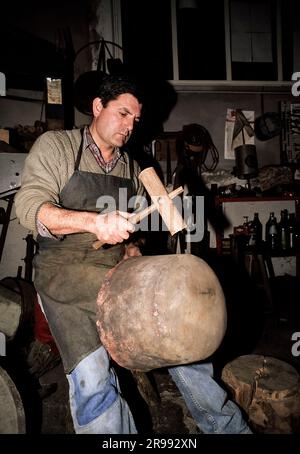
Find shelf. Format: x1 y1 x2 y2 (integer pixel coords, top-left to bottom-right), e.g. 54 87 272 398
170 80 293 94
214 196 300 277
216 195 299 203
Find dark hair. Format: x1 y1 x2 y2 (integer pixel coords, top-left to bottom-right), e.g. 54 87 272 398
96 74 145 107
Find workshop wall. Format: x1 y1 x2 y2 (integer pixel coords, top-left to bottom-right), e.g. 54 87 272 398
164 90 296 170
0 1 297 280
0 1 92 279
0 88 295 280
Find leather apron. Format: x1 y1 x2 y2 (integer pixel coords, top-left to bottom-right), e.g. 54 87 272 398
33 136 134 373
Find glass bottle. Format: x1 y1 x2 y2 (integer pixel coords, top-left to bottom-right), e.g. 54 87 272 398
248 212 262 247
242 216 250 247
292 218 300 252
243 216 249 232
288 212 296 250
278 209 290 251
265 212 279 252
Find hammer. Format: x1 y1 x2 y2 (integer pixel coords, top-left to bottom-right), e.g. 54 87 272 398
92 167 187 250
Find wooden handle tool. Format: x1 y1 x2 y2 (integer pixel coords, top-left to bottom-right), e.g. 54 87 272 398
92 186 184 250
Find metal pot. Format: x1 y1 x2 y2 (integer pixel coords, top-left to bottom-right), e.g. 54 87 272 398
234 144 258 179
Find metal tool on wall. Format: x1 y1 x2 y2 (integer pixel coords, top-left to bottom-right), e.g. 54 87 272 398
233 110 258 188
73 39 124 116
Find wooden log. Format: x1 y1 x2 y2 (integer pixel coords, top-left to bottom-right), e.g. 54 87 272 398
97 254 227 371
221 354 300 434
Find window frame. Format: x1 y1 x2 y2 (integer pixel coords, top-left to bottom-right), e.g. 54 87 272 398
112 0 292 92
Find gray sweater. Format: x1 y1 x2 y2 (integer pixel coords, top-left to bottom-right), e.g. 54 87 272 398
15 128 144 236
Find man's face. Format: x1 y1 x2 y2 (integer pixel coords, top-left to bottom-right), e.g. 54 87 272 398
92 93 142 149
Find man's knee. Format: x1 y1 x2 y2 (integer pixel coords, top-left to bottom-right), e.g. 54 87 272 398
67 346 118 426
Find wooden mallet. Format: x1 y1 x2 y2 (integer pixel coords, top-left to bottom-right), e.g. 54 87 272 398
92 167 187 250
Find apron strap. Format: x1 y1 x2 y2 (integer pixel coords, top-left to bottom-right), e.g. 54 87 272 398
74 128 85 171
128 150 134 183
122 147 135 192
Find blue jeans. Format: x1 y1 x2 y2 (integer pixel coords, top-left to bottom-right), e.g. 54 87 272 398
168 362 252 434
67 346 137 434
67 347 251 434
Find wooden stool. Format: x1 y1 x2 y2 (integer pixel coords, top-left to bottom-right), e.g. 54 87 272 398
244 253 275 312
221 354 300 433
130 370 160 408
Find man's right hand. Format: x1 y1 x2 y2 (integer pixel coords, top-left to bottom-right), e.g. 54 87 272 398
36 203 135 244
94 210 135 245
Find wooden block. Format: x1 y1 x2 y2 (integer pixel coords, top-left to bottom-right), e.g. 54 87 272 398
0 129 9 144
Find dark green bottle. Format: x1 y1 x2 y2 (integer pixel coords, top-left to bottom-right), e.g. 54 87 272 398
249 212 262 247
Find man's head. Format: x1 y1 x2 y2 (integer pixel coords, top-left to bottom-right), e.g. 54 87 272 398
96 74 145 108
90 74 144 152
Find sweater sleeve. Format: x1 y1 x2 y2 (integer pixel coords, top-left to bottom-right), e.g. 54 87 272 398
15 131 72 235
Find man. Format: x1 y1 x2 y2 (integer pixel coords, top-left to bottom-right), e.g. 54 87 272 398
15 74 251 434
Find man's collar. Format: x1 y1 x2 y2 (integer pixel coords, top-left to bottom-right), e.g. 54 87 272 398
82 125 126 164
